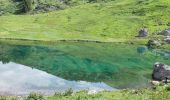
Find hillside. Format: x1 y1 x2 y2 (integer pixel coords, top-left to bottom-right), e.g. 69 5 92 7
0 0 105 14
0 0 170 42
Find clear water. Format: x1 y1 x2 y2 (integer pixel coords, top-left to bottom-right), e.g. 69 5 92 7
0 42 170 95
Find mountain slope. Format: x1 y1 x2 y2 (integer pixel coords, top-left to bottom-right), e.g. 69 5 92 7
0 0 170 42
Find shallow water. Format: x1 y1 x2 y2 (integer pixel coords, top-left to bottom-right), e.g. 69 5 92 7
0 42 170 95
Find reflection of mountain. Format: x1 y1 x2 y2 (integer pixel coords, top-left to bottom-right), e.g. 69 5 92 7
1 43 170 89
0 62 114 95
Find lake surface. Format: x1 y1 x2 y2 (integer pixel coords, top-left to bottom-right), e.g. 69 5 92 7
0 42 170 96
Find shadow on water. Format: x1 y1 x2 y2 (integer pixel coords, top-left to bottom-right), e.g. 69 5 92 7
0 42 170 95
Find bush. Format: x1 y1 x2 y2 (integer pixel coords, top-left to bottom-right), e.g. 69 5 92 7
63 88 73 96
26 93 44 100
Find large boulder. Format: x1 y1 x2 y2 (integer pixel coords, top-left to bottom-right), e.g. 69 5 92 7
159 28 170 36
138 28 148 37
152 62 170 81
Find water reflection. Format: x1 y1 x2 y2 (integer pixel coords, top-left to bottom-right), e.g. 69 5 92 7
0 62 114 96
151 50 170 60
0 42 170 95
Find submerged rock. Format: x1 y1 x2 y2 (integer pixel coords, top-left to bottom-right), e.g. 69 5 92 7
159 28 170 36
137 46 147 54
152 62 170 81
138 28 148 37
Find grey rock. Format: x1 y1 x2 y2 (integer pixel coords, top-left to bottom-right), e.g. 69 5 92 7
164 36 170 44
152 62 170 81
159 28 170 36
138 28 148 37
150 80 160 86
147 40 161 48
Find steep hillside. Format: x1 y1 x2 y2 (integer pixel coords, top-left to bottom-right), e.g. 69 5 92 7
0 0 170 42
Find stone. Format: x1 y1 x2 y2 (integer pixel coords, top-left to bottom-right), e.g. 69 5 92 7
0 11 4 16
164 36 170 44
167 23 170 26
159 28 170 36
152 62 170 81
147 40 161 48
138 28 148 37
150 80 160 86
158 22 163 26
88 90 98 95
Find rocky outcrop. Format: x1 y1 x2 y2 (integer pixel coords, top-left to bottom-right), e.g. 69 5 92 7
159 28 170 36
138 28 148 37
152 62 170 81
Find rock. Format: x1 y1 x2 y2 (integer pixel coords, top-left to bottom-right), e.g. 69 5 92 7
167 23 170 26
0 11 4 16
159 28 170 36
158 22 163 26
164 36 170 44
152 62 170 81
147 40 161 48
150 80 160 86
138 28 148 37
88 90 98 95
34 4 61 13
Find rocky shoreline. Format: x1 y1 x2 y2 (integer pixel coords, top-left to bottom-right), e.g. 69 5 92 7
151 62 170 85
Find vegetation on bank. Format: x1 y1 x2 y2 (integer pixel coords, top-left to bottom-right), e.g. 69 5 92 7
1 84 170 100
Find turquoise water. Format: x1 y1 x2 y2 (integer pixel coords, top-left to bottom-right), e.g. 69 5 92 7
0 42 170 95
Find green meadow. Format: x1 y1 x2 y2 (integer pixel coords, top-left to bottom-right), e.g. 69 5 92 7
0 0 170 43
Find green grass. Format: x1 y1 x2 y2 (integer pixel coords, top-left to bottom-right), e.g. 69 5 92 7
1 85 170 100
1 0 170 43
47 89 170 100
26 85 170 100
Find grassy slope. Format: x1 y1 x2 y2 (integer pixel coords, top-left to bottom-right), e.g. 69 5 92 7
0 0 170 42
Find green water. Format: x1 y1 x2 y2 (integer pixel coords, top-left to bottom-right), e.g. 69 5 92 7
0 42 170 95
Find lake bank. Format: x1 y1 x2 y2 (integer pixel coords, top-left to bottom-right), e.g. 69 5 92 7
0 37 170 51
1 85 170 100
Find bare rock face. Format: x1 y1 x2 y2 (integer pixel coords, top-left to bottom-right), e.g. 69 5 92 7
138 28 148 37
152 62 170 81
159 28 170 36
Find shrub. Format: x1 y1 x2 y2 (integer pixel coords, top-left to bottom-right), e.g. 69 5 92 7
26 92 44 100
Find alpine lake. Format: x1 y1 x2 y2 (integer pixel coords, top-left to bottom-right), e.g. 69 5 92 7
0 40 170 96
